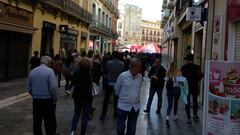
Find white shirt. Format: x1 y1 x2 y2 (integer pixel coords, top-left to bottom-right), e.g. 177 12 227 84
114 71 143 112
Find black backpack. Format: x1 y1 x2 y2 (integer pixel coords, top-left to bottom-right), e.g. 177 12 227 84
166 78 174 91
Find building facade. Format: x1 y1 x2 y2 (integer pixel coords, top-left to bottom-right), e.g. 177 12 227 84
90 0 119 54
141 20 162 46
116 2 124 46
160 0 240 103
0 0 92 81
123 4 142 45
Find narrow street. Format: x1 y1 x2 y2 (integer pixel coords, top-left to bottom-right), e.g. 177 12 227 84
0 77 202 135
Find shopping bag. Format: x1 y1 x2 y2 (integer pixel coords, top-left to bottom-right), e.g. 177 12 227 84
92 83 100 96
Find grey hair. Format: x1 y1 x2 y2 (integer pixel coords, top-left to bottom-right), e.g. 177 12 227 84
40 56 52 65
129 58 141 69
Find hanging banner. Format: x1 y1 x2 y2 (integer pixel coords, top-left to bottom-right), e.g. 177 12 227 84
211 16 223 60
203 61 240 135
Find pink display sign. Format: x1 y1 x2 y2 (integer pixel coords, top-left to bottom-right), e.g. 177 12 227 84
203 61 240 135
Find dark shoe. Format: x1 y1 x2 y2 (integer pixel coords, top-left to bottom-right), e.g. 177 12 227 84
99 114 105 121
187 119 192 124
144 109 150 114
156 110 161 114
166 120 170 128
193 115 199 120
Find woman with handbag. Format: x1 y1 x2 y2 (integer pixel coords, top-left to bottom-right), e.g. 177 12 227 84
70 57 93 135
165 62 188 128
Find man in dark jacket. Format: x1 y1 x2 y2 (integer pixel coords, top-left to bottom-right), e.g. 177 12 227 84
30 51 40 70
181 54 203 122
100 51 125 120
144 58 166 114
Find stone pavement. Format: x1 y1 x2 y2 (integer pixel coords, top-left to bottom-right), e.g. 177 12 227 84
0 77 202 135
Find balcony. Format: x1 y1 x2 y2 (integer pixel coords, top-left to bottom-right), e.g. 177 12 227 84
176 0 191 18
167 0 175 10
160 9 170 28
90 20 114 38
162 0 167 9
99 0 119 18
37 0 92 24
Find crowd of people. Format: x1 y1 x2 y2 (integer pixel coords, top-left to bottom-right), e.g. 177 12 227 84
27 49 203 135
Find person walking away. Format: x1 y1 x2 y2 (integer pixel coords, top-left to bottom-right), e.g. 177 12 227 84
63 54 74 95
144 58 166 114
70 57 93 135
99 51 124 120
89 53 102 119
26 56 58 135
91 53 102 85
52 54 63 87
181 54 203 122
114 58 142 135
30 51 41 70
165 62 186 128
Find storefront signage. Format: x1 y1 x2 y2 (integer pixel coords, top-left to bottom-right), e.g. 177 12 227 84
59 25 79 35
186 7 202 21
203 61 240 135
0 2 33 27
186 7 207 22
43 21 56 31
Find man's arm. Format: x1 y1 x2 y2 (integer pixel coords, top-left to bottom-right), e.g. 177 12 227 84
26 75 32 95
114 74 123 96
48 70 58 101
148 66 154 78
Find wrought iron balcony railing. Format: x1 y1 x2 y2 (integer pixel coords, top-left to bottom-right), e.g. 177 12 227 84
176 0 191 18
25 0 92 24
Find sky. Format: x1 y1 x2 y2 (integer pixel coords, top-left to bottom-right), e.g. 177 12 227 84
119 0 163 21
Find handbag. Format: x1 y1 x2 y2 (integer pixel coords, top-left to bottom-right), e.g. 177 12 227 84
92 82 100 96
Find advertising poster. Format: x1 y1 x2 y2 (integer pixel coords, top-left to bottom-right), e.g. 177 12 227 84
203 61 240 135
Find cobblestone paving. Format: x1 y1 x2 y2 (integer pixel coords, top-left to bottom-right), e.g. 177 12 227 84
0 78 202 135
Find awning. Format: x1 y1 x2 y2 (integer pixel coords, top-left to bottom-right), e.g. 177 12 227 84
0 21 37 34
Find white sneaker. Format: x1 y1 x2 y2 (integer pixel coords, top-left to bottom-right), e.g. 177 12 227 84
70 131 74 135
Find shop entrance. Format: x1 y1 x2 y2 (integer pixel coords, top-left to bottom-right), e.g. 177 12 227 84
0 30 31 81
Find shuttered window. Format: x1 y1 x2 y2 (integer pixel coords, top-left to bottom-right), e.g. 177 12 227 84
235 21 240 61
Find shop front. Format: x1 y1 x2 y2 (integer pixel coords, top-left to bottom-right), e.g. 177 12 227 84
0 2 35 81
227 0 240 62
40 21 56 56
59 25 79 54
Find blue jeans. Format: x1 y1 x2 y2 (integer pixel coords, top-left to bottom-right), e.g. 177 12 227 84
116 108 139 135
167 87 181 116
71 100 91 135
146 86 163 111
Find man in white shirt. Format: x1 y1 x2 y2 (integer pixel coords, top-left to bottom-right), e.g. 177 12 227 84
114 58 142 135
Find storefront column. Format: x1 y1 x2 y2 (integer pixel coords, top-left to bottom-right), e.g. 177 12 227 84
53 27 60 55
77 32 81 52
86 33 90 52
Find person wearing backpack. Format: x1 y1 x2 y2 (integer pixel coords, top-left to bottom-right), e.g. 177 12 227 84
165 62 188 128
181 54 203 122
144 58 166 114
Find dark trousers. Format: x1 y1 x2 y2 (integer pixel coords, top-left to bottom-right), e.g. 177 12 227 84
146 86 163 111
33 98 56 135
116 108 139 135
71 100 91 135
65 75 73 91
166 88 181 116
101 85 118 116
55 71 61 87
185 92 199 119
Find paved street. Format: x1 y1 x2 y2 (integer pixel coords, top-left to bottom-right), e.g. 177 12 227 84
0 77 202 135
